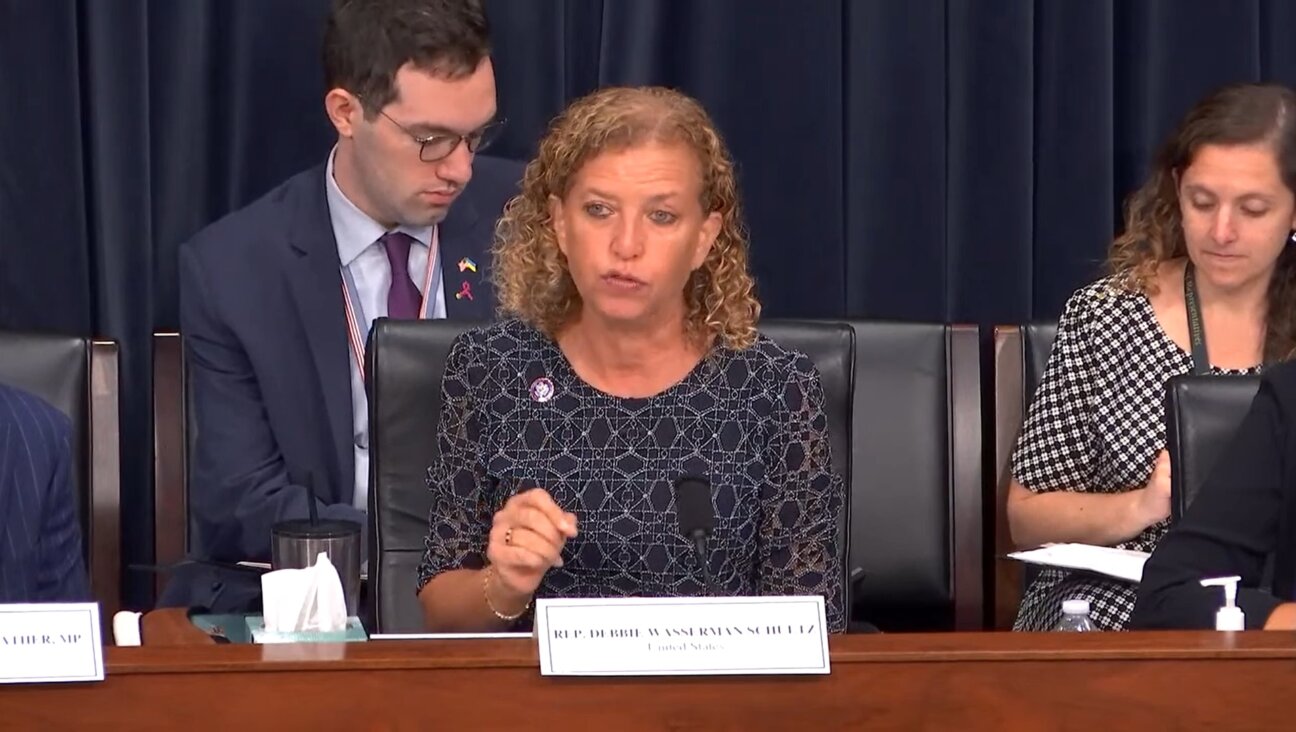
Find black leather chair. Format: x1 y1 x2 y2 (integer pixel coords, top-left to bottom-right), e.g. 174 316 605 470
364 319 860 632
1165 374 1262 521
366 319 482 632
990 322 1057 628
841 321 982 631
0 332 120 618
366 318 983 633
1025 324 1058 397
756 322 984 632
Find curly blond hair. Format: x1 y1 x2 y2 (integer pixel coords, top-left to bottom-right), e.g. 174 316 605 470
491 86 760 350
1108 83 1296 361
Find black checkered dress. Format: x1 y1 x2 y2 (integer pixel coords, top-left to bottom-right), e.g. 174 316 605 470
1011 275 1261 631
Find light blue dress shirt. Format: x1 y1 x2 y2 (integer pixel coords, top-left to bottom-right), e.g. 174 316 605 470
325 148 446 510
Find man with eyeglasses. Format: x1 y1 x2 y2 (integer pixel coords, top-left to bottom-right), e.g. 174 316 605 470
165 0 521 614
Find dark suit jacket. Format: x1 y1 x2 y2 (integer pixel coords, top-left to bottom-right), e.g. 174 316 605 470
166 156 521 612
0 384 90 603
1131 358 1296 630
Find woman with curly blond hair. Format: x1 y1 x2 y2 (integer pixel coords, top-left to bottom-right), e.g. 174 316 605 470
416 86 845 632
1008 83 1296 631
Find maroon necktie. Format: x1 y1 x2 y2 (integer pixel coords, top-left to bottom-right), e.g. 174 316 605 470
381 232 422 319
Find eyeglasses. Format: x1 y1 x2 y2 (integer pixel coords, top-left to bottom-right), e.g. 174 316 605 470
371 105 506 162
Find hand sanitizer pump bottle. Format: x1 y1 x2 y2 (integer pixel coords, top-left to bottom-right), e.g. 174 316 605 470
1200 576 1245 631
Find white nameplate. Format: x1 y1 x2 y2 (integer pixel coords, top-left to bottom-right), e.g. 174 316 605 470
0 603 104 684
534 596 829 676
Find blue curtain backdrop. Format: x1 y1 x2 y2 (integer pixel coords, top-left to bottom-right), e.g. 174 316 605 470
3 0 1295 607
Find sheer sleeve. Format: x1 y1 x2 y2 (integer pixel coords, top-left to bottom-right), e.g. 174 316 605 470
1011 288 1101 492
416 332 494 592
758 353 847 633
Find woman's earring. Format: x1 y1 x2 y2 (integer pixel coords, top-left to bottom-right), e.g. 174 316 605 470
1289 229 1296 245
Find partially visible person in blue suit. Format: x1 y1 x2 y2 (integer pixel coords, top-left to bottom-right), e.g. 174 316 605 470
164 0 521 612
0 383 90 603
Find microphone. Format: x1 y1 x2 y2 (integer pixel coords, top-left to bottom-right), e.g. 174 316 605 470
673 475 717 595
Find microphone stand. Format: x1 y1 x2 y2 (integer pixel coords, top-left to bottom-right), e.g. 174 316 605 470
690 530 714 594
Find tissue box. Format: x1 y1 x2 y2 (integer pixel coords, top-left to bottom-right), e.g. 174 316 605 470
246 615 368 644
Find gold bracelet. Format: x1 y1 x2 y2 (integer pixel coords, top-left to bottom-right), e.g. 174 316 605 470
482 565 531 621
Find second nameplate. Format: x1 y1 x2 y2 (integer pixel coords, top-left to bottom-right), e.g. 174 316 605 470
534 595 829 677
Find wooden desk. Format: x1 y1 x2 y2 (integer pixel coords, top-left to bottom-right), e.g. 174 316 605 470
140 607 216 645
5 630 1295 730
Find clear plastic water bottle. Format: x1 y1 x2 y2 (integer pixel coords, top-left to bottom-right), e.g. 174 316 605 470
1053 599 1098 631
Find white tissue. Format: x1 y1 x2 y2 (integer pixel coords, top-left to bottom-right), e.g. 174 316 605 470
261 552 348 633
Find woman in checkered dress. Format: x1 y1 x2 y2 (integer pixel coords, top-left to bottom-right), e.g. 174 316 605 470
1008 83 1296 631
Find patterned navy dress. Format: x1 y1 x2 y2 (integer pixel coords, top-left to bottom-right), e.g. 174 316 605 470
1012 274 1261 630
417 319 846 632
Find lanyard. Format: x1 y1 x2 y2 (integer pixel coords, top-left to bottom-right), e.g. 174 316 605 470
1183 261 1210 376
340 227 442 378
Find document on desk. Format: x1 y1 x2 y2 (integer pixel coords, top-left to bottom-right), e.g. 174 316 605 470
1008 543 1150 583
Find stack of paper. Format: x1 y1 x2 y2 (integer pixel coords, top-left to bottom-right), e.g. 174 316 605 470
1007 543 1151 583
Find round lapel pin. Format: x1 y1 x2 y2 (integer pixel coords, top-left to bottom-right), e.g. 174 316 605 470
529 377 555 403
